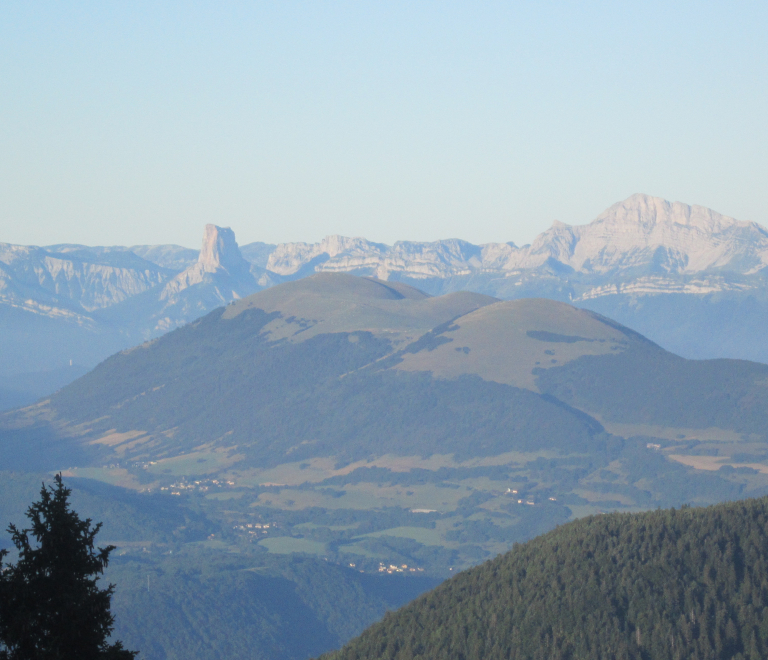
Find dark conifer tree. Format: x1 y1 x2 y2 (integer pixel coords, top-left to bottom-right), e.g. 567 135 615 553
0 474 136 660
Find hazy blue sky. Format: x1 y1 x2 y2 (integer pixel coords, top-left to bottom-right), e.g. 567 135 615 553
1 2 766 248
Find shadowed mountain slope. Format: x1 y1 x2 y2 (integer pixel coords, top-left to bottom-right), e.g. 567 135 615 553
4 272 767 475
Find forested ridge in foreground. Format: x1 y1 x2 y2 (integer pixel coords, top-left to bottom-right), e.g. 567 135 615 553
322 497 768 660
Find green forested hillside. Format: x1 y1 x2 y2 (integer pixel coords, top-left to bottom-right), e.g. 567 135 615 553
4 275 768 658
0 473 439 660
322 497 768 660
3 273 768 581
108 551 438 660
14 274 768 471
536 344 768 433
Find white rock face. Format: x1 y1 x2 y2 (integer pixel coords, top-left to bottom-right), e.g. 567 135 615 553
161 225 255 298
152 225 273 332
6 194 761 323
0 225 272 340
4 194 768 379
268 235 494 279
267 236 386 276
263 194 768 286
0 243 171 314
198 225 248 273
513 194 768 275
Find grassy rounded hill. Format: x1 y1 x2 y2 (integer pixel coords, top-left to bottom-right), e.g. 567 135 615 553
4 272 768 659
2 272 768 579
321 496 768 660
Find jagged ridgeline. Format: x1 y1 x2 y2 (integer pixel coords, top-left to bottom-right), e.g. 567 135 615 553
321 497 768 660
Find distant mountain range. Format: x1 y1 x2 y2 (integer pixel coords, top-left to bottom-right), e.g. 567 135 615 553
268 193 768 279
2 193 767 408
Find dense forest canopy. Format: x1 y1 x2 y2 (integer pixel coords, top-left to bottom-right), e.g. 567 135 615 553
323 497 768 660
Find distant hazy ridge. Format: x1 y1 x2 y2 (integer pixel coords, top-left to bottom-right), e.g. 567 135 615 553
2 193 767 409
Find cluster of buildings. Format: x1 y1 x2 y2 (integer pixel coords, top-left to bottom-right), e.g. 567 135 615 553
377 563 424 574
504 488 558 506
232 522 274 536
160 478 235 495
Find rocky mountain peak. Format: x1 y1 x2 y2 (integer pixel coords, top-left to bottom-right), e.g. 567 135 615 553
198 224 248 274
255 194 768 281
516 194 768 274
158 224 259 311
593 193 758 233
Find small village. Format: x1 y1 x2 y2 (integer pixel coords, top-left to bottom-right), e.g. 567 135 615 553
377 563 425 574
160 478 236 495
232 522 275 537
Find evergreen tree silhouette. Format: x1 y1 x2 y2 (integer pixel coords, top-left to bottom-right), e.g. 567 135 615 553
0 474 136 659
